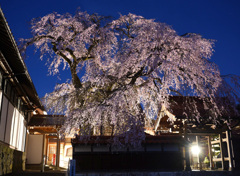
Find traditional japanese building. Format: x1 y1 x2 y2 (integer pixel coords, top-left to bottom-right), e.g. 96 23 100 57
71 96 239 172
26 115 72 169
0 7 44 175
25 96 240 172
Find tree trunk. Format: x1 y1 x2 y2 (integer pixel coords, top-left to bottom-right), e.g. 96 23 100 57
70 64 82 88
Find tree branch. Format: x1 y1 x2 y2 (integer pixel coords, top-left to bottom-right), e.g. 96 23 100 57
52 43 72 66
154 78 182 96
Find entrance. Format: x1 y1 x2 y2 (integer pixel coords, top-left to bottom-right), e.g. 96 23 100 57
47 141 57 165
45 137 72 168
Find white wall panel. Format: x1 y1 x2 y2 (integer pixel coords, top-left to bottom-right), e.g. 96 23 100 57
15 111 21 150
21 123 26 152
0 92 29 152
26 135 43 164
0 96 8 141
12 109 19 148
10 108 16 146
17 114 24 150
4 103 14 144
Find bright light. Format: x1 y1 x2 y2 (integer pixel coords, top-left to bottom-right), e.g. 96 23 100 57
191 145 200 155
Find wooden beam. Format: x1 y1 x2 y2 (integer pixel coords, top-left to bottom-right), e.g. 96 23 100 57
196 136 202 170
56 133 60 168
41 134 45 172
226 130 234 170
208 136 214 170
184 123 191 171
213 157 229 162
187 132 221 136
211 138 227 144
219 133 227 170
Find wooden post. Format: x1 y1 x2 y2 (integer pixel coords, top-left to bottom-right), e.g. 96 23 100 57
56 134 61 168
185 143 191 171
219 133 226 170
207 136 214 170
184 122 191 171
45 137 49 165
41 134 45 172
226 130 234 170
196 136 202 170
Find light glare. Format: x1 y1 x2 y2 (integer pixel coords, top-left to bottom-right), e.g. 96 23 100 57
191 145 200 155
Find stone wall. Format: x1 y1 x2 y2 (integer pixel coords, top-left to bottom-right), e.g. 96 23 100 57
0 143 13 175
0 143 25 175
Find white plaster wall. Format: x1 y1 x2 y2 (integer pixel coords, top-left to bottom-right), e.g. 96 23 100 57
9 109 16 147
4 103 14 144
11 109 19 148
26 135 43 164
17 114 24 151
0 96 8 141
15 111 21 150
0 93 27 152
16 114 22 150
21 121 27 152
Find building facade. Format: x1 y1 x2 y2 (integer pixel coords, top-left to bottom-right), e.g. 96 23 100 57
0 7 44 175
71 97 237 172
26 115 72 169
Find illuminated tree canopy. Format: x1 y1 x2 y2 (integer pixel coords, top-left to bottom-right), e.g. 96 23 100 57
21 9 240 146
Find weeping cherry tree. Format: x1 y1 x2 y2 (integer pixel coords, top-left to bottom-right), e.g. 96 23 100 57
20 9 240 147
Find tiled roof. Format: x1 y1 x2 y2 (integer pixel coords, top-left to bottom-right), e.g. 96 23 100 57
28 115 65 126
0 8 44 110
71 134 184 144
168 96 238 119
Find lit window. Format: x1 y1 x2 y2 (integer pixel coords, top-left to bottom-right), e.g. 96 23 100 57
66 147 72 157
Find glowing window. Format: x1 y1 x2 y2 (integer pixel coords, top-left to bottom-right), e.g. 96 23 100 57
66 147 73 157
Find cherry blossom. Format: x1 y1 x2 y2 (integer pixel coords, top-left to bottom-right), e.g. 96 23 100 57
21 9 240 146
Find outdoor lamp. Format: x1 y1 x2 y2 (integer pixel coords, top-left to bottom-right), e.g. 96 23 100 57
191 145 200 155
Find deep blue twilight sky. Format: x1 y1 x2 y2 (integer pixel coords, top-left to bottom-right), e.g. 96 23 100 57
0 0 240 99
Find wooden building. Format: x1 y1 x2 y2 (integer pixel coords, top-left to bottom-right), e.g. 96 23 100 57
26 115 72 169
0 7 44 175
72 96 238 172
26 97 239 172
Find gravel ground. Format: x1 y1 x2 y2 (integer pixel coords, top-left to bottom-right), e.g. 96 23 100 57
74 171 240 176
5 170 240 176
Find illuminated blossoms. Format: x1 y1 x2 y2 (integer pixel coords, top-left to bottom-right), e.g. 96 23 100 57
21 10 239 147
